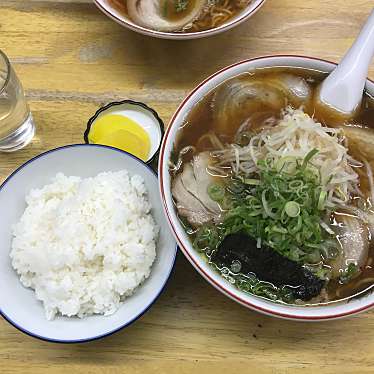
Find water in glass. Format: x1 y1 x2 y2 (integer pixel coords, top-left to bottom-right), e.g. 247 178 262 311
0 50 35 152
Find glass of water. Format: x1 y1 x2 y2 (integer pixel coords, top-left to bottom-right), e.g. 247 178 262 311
0 49 35 152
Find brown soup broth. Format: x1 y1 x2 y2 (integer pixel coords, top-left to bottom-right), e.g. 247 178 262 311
173 66 374 303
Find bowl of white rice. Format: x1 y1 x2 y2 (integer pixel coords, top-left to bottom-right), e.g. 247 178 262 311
0 144 177 343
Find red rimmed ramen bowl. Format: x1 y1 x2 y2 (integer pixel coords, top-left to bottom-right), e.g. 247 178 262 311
94 0 266 40
159 55 374 321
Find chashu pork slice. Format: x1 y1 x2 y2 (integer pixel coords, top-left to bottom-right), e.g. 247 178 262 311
172 151 222 227
331 214 370 278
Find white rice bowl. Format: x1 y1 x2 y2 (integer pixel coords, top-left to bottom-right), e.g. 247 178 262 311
10 170 158 321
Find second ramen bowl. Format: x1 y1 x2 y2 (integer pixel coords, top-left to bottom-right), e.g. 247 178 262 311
94 0 266 40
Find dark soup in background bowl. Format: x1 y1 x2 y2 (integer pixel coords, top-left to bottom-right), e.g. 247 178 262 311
94 0 266 39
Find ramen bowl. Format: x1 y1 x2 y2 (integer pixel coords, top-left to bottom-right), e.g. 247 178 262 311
94 0 266 40
159 55 374 321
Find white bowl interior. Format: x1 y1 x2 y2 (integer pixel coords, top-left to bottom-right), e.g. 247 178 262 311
94 0 266 39
160 56 374 320
0 144 176 342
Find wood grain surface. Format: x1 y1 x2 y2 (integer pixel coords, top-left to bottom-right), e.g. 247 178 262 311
1 1 374 373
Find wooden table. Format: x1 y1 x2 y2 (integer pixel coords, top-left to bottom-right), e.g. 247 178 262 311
1 1 374 373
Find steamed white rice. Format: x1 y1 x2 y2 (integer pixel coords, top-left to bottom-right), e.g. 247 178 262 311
10 171 158 320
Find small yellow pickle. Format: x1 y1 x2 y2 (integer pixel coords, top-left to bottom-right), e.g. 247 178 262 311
86 101 164 163
88 114 151 161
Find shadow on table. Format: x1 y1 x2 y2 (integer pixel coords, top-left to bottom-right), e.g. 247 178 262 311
30 253 371 365
107 22 253 89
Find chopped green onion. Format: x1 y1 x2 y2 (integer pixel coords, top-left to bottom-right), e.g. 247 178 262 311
284 201 300 218
243 178 261 185
208 183 225 202
288 180 304 190
174 0 189 12
318 190 327 210
340 263 359 284
315 267 332 280
271 226 288 234
216 150 337 263
301 148 319 171
230 260 242 273
193 225 219 251
261 190 276 218
275 156 297 172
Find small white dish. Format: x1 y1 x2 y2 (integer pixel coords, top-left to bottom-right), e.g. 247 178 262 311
159 55 374 321
0 144 177 342
94 0 266 40
85 100 164 164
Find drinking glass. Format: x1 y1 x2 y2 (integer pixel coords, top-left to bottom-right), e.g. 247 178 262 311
0 49 35 152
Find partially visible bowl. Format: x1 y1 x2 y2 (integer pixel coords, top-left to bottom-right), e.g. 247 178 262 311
94 0 266 40
0 144 177 342
159 55 374 321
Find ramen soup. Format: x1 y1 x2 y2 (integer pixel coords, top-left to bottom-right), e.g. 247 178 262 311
110 0 252 33
170 67 374 305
